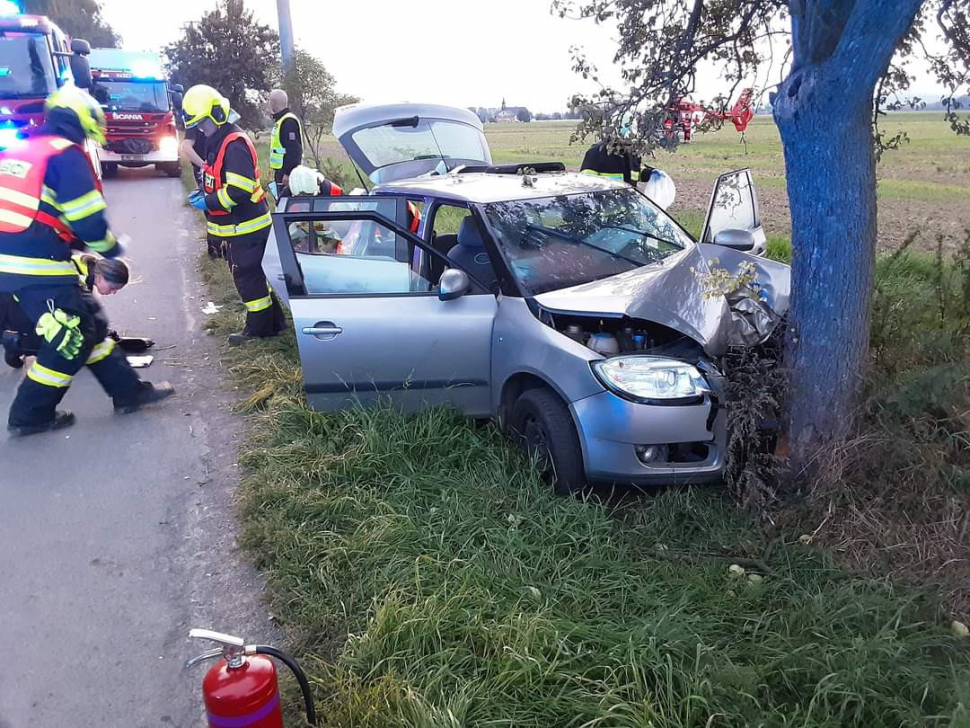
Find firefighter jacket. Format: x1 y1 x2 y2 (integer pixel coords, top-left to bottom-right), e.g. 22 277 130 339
579 142 653 186
269 108 303 182
0 123 120 292
202 123 271 239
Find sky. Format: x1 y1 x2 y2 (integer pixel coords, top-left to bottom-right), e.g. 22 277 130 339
96 0 676 112
97 0 951 113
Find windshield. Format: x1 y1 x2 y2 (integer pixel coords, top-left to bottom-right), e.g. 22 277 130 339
352 119 489 170
93 80 168 112
0 32 57 99
484 188 693 295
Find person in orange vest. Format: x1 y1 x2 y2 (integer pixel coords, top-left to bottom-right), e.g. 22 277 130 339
182 85 285 345
0 87 174 436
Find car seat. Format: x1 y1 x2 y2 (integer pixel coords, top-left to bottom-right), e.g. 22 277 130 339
448 218 497 291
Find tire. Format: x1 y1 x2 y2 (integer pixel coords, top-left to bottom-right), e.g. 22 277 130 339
510 387 586 495
102 163 118 179
160 162 182 178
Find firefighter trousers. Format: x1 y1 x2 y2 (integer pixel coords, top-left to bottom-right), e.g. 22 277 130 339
224 228 285 337
7 283 143 428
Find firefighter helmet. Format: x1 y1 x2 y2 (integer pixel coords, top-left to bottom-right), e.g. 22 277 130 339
182 85 231 129
45 86 107 145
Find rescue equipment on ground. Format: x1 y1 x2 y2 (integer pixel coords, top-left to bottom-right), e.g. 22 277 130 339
186 628 317 727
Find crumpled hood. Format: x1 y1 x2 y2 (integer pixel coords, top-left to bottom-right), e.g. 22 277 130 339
534 243 790 357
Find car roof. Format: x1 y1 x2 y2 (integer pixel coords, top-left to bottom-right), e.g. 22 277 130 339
374 171 627 204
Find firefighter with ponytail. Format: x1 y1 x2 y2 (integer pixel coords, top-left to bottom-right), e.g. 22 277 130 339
0 86 174 437
183 85 285 345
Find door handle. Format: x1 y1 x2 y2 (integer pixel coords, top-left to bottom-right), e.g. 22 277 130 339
302 322 343 340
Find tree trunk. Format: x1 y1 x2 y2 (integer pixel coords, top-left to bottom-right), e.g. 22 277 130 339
773 69 878 470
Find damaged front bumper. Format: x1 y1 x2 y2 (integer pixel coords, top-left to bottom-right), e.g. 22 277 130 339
571 377 728 485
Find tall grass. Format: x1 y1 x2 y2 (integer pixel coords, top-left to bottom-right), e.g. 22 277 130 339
195 253 970 727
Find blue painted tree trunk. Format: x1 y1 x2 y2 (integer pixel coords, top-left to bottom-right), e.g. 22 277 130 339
774 71 878 463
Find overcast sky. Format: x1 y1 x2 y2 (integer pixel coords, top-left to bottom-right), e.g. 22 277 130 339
97 0 950 112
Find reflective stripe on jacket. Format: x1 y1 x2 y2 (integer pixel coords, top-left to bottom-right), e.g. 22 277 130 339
269 112 302 170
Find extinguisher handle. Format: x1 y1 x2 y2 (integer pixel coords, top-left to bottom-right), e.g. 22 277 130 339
188 628 245 648
184 648 224 669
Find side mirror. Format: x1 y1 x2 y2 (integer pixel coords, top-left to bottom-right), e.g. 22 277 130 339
438 268 470 301
70 54 92 89
171 91 184 112
71 39 91 55
713 228 756 252
172 83 184 93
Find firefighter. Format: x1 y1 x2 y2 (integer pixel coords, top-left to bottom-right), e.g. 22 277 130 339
182 84 285 345
1 254 129 368
267 89 303 200
0 86 174 437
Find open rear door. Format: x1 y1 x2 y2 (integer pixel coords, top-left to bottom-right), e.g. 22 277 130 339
700 169 767 256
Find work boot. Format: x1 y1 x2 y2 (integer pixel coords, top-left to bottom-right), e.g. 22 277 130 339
8 410 76 438
114 381 176 415
228 330 257 346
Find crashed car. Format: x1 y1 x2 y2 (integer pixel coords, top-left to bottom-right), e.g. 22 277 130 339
263 103 789 492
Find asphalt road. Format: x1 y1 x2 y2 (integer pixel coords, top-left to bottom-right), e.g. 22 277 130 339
0 169 277 727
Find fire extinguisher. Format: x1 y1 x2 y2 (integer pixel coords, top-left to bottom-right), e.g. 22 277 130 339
185 628 317 727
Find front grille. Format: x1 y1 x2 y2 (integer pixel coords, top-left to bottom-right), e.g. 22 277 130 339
107 120 156 135
107 138 154 154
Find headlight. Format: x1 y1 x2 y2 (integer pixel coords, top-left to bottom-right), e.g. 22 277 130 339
592 356 710 402
158 135 179 156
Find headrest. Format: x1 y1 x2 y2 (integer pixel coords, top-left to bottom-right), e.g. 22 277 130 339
457 217 485 248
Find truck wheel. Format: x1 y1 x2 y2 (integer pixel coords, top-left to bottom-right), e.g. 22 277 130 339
510 387 586 495
102 163 118 179
160 163 182 178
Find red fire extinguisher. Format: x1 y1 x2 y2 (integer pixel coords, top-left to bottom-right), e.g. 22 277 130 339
186 628 317 727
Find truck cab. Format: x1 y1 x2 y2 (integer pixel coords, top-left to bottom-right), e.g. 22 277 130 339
88 49 183 178
0 3 100 178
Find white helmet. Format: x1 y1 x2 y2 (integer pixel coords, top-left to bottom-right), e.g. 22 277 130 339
288 165 324 196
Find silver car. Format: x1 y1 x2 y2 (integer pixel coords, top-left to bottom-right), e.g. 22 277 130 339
263 104 789 492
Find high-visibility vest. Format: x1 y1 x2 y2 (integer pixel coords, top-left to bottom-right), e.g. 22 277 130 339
0 135 80 243
269 112 302 170
203 131 267 218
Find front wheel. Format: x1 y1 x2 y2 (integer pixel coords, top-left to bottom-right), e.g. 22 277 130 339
510 387 586 495
160 162 182 178
102 163 118 179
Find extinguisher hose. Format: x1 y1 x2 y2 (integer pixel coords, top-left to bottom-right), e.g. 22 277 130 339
253 645 318 726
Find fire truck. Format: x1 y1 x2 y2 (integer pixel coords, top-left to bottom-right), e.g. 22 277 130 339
88 49 183 178
0 0 100 175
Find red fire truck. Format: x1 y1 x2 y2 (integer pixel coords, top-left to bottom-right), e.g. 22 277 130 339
0 1 99 174
88 49 183 178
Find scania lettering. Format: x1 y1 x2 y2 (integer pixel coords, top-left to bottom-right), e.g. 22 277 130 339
89 48 183 178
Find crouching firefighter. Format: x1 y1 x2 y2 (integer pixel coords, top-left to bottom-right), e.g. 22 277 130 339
0 87 174 437
182 85 285 345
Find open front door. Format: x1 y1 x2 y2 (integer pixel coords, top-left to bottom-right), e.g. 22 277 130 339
700 169 767 256
269 195 497 416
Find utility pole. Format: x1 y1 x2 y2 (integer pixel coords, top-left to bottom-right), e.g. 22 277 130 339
277 0 295 72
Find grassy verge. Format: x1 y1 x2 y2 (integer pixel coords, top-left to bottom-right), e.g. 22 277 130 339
194 243 970 725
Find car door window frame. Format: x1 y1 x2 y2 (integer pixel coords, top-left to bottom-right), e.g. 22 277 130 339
700 168 761 245
273 200 493 298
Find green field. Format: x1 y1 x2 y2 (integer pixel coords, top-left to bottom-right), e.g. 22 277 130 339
316 112 970 251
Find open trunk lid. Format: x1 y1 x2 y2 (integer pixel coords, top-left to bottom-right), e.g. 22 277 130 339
333 103 491 185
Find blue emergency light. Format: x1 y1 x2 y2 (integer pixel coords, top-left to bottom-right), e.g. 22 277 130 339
131 59 163 80
0 123 22 150
0 0 24 16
